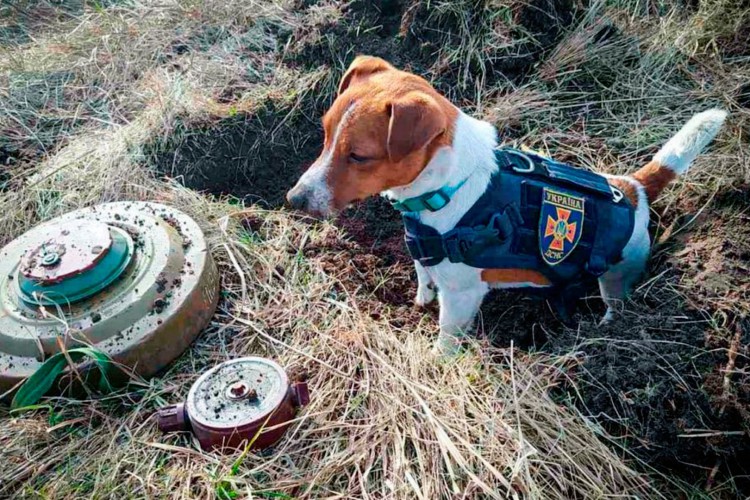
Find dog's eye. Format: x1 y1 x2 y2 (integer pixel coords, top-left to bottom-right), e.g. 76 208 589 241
348 152 370 164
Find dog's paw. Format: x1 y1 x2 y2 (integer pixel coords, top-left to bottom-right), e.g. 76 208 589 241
598 309 616 327
415 284 436 307
431 332 463 358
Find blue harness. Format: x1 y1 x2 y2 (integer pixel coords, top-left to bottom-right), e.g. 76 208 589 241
398 148 635 289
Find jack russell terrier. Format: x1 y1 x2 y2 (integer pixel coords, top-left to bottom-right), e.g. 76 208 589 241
286 56 727 356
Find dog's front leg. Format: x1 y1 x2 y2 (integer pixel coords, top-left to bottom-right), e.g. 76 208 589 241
433 285 488 357
414 261 436 306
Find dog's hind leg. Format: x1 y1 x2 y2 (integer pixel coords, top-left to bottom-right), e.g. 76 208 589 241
598 246 649 324
598 180 651 324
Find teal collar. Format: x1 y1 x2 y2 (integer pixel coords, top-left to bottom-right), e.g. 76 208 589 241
390 178 468 213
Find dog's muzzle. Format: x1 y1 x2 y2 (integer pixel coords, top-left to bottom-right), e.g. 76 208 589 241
286 186 310 212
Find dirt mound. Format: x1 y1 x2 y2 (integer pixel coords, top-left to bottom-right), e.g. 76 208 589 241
285 0 577 100
665 185 750 317
548 303 750 492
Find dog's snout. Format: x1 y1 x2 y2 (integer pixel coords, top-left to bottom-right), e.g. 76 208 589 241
286 163 332 216
286 188 309 211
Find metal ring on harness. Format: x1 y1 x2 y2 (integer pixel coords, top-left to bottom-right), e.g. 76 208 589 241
610 186 624 203
503 149 536 173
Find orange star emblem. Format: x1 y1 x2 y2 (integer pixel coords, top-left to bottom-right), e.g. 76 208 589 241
544 207 578 251
539 188 585 266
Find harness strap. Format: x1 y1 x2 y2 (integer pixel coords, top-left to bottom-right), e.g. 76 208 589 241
587 201 611 276
404 206 522 265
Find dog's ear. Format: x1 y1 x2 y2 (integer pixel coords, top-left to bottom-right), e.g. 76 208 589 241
387 92 447 163
338 56 393 95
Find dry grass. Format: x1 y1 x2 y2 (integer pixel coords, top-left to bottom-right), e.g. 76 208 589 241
1 0 749 498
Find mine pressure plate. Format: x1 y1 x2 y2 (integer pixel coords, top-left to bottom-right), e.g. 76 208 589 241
0 202 220 394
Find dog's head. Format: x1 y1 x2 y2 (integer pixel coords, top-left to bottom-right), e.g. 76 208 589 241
286 56 457 216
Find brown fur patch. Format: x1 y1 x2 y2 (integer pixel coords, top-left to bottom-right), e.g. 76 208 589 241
481 268 551 286
632 160 676 202
316 57 459 211
607 178 639 205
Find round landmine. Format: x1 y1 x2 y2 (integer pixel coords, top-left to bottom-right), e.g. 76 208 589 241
157 357 310 451
0 202 220 394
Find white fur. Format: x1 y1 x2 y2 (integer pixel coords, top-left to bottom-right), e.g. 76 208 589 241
598 175 650 323
386 112 508 356
653 109 728 174
384 109 726 356
289 103 357 214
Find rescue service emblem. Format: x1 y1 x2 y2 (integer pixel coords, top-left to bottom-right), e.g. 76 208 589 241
539 188 584 266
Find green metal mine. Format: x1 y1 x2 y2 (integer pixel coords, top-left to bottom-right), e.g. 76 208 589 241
0 201 220 398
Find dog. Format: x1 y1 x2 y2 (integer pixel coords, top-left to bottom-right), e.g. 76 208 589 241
286 56 727 356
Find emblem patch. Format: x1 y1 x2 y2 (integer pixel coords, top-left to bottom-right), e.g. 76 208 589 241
539 188 584 266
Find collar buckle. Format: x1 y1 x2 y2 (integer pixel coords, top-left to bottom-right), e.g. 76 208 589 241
390 178 468 214
422 190 450 211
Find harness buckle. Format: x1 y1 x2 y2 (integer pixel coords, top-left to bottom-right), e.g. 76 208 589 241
404 206 521 266
610 186 624 203
503 149 536 173
442 227 476 263
442 222 504 264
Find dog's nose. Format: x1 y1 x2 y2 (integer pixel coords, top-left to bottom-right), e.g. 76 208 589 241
286 189 309 211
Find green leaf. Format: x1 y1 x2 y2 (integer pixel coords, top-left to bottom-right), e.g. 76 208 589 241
9 404 52 416
11 347 115 410
215 482 238 500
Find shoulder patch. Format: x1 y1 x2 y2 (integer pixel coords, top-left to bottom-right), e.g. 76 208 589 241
539 188 584 266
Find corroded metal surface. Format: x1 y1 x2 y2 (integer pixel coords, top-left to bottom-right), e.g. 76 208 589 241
18 225 135 307
19 221 113 284
158 357 310 451
0 202 220 395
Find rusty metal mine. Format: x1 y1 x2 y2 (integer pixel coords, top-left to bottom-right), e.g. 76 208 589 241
156 357 310 451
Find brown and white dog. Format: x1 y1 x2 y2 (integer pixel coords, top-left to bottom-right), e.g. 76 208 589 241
286 56 727 355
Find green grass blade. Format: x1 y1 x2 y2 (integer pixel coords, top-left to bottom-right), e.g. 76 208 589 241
10 348 115 410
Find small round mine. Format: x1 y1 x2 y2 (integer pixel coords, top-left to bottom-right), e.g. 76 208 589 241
183 357 305 451
187 357 288 430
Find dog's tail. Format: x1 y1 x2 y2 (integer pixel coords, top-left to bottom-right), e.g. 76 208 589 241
632 109 727 202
